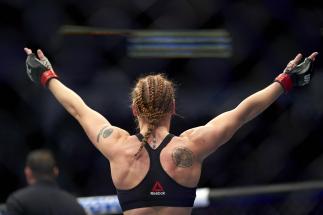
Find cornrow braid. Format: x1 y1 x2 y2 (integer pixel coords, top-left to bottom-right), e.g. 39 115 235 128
132 74 175 157
148 78 155 112
156 78 165 109
137 81 148 114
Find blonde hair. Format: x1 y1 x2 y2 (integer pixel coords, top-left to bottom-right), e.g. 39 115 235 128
131 73 175 157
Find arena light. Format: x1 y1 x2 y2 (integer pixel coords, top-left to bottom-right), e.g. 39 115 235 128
128 30 231 58
59 25 232 58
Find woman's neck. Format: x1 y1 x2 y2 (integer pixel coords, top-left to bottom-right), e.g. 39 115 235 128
138 117 171 138
139 125 170 149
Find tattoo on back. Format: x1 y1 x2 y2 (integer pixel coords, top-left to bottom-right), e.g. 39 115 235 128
97 126 113 143
172 147 194 168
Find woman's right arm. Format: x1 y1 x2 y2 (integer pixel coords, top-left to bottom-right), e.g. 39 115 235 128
181 52 318 161
181 82 284 160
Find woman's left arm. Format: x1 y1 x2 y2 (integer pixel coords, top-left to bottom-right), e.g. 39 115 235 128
24 48 129 159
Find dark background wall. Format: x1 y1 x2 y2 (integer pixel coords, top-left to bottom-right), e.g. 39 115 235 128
0 0 322 203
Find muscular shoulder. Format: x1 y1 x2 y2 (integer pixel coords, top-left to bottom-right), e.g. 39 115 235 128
95 125 129 153
97 127 144 160
96 126 130 144
179 125 223 161
163 135 195 164
179 126 209 144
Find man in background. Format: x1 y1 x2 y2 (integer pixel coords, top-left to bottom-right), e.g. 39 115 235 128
6 149 86 215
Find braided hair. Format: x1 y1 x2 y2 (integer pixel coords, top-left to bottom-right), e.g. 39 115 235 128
131 74 175 157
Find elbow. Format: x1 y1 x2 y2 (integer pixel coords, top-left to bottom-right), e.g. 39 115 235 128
67 106 80 120
235 101 263 124
232 107 249 126
63 102 84 121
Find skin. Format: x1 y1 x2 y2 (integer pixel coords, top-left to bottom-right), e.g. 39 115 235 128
24 48 317 215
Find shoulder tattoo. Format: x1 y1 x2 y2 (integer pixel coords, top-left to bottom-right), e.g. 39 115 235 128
172 147 194 168
97 126 114 143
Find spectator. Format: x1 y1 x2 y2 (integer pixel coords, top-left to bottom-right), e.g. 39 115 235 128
6 149 86 215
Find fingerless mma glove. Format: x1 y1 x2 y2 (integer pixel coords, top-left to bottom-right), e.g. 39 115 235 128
26 53 58 87
275 58 314 93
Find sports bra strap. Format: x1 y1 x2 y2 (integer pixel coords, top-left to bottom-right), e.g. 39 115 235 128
158 134 174 150
135 133 174 151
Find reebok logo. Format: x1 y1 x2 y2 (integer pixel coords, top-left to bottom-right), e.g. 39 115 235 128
150 181 166 196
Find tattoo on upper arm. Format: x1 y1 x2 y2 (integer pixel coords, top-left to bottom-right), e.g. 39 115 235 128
172 147 194 168
97 126 114 143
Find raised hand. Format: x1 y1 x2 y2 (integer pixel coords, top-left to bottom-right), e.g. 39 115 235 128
24 48 58 87
275 52 318 92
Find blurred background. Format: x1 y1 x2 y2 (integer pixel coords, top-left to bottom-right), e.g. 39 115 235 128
0 0 323 214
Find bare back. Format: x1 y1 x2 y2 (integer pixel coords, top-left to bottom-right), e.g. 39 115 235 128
122 206 192 215
108 134 202 215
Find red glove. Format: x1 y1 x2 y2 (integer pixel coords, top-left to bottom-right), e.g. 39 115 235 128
275 53 317 93
25 48 58 87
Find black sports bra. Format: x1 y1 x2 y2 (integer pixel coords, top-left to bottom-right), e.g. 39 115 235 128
116 133 197 211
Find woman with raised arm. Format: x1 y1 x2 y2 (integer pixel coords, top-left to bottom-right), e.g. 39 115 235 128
24 47 317 215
